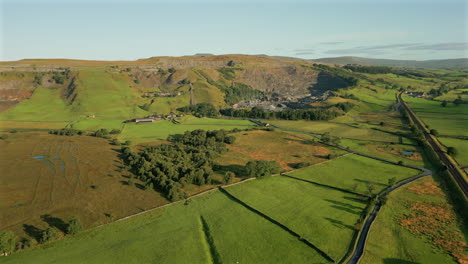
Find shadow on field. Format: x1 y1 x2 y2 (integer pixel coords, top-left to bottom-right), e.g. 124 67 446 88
354 178 387 186
213 164 245 176
23 224 42 242
324 217 354 230
383 258 421 264
41 214 67 233
285 137 316 145
324 199 363 211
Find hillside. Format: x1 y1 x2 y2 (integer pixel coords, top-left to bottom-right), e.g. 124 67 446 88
0 55 351 121
313 56 468 69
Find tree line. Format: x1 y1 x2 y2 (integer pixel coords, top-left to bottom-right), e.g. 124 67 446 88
220 102 354 120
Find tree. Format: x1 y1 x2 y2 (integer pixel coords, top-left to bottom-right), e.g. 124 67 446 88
447 146 458 156
388 177 397 186
453 96 463 106
66 217 82 235
40 227 58 243
224 171 235 184
441 101 448 107
0 231 17 256
430 129 439 136
366 183 375 196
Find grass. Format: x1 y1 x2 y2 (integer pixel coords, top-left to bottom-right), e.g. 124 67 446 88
286 154 420 195
361 176 466 264
0 87 77 122
0 132 168 241
119 117 256 144
70 119 125 131
403 95 468 137
270 120 400 143
216 130 332 170
3 190 327 264
226 176 367 261
438 137 468 166
339 138 431 169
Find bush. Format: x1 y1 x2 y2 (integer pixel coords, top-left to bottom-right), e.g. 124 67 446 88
0 230 17 255
40 228 58 243
245 160 281 178
66 217 82 235
447 146 458 156
224 171 235 184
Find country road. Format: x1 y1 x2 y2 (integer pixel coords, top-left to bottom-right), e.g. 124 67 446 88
397 92 468 198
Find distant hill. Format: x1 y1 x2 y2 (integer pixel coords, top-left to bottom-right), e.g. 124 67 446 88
312 56 468 69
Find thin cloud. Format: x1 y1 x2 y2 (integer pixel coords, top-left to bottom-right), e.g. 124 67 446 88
403 42 468 51
295 51 315 56
323 42 467 56
294 48 314 52
319 41 344 45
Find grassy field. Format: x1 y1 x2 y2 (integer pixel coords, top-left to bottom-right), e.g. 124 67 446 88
0 87 77 122
216 130 332 170
69 119 125 131
3 190 328 264
269 120 400 143
403 95 468 137
286 154 420 195
439 137 468 166
0 132 168 241
226 176 367 261
339 138 430 169
361 176 467 264
0 121 71 132
119 117 256 144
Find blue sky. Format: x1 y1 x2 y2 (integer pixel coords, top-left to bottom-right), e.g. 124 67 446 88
1 0 467 61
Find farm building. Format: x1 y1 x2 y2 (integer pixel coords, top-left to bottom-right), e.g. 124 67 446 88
133 118 154 123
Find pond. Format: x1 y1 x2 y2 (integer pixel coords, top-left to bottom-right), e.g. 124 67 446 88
401 150 414 155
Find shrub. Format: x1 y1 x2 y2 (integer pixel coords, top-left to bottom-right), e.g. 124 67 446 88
40 228 58 243
245 160 281 178
0 230 17 255
66 217 82 235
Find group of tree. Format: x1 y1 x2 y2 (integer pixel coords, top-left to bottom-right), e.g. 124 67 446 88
244 160 281 178
49 128 83 136
218 82 265 105
121 129 236 201
220 107 343 121
178 103 219 117
343 65 394 74
0 217 82 256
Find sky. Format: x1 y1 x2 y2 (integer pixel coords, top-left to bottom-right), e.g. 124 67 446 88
1 0 467 61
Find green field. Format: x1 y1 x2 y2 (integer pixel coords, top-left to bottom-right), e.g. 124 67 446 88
70 119 125 131
226 176 366 261
0 87 77 122
269 120 400 143
3 190 327 264
361 177 466 264
404 95 468 137
339 138 431 169
439 137 468 166
119 117 256 144
286 154 419 195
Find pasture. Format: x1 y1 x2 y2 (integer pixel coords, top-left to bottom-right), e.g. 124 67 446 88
118 117 256 144
339 138 429 169
404 95 468 137
0 132 168 240
226 176 367 261
216 130 332 170
269 120 400 143
3 190 327 264
439 137 468 166
361 177 466 264
286 154 419 195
